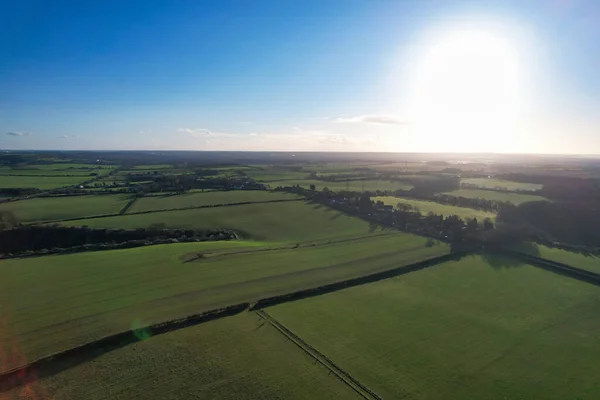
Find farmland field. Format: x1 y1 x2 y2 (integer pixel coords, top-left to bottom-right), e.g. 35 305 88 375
0 175 88 189
244 169 310 181
373 196 496 220
443 188 547 204
63 201 379 242
0 233 448 369
536 246 600 273
0 195 130 222
2 312 360 400
128 190 301 213
269 255 600 399
270 179 413 192
461 178 542 191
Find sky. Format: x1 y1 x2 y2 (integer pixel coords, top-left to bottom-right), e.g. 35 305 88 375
1 0 599 154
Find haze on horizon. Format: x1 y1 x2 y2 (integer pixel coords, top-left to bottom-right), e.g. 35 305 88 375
1 0 599 154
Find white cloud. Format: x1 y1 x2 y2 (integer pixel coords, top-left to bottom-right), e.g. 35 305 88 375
178 128 212 137
7 132 30 136
60 134 79 139
334 115 405 125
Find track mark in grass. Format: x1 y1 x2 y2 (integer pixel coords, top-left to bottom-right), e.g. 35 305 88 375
255 310 381 400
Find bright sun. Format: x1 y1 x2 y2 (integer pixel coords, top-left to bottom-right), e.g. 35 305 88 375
409 29 522 152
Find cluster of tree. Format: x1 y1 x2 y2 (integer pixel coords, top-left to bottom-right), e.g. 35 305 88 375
460 182 542 195
0 225 236 257
0 188 43 199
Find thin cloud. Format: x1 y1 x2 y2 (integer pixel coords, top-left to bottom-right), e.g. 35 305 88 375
178 128 212 137
60 134 79 139
7 132 30 136
334 115 405 125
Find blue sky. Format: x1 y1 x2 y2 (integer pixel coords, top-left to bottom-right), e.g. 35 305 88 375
1 0 599 154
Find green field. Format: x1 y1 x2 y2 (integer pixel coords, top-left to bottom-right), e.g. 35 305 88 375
536 246 600 273
271 179 413 192
2 312 359 400
0 195 130 223
244 170 311 181
373 196 496 220
132 164 174 170
0 175 88 189
0 233 448 370
128 190 301 213
64 201 380 242
462 178 542 191
443 189 547 204
269 255 600 399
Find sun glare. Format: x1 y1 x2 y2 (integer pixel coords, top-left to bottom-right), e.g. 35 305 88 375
409 28 522 152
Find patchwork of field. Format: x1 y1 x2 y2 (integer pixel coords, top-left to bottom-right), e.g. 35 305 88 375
0 195 130 222
443 189 547 204
0 175 88 189
63 201 379 242
270 179 413 192
244 170 311 181
462 178 542 191
269 255 600 399
0 233 448 370
2 312 360 400
373 196 496 220
128 190 301 213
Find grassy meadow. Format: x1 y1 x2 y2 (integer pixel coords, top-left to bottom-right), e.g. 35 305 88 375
0 195 130 222
373 196 496 220
0 175 87 189
269 255 600 399
443 188 547 204
462 178 542 191
3 312 360 400
63 201 380 242
128 190 301 213
0 233 448 370
536 246 600 273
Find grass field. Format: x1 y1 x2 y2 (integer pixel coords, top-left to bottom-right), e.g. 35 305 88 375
3 312 360 400
244 170 310 181
0 233 448 370
128 190 301 213
0 175 88 189
443 188 547 204
462 178 542 191
0 195 130 223
269 255 600 399
536 246 600 273
271 179 413 192
64 201 380 242
373 196 496 220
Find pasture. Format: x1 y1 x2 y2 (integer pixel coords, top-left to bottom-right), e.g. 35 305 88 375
3 312 359 400
373 196 496 220
0 175 87 189
536 246 600 273
128 190 301 213
443 188 547 204
269 255 600 399
271 179 413 192
63 201 380 242
244 169 310 181
0 195 130 223
462 178 542 191
0 233 448 370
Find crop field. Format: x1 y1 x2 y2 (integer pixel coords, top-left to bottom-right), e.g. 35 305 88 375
128 190 301 213
0 175 87 189
0 233 447 369
270 179 413 192
462 178 542 191
443 188 548 204
63 201 380 242
2 312 359 400
373 196 496 220
0 195 130 223
269 255 600 399
536 246 600 273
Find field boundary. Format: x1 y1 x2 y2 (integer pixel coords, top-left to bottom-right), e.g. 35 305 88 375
495 249 600 286
31 197 305 224
256 309 381 400
118 196 138 214
0 303 249 393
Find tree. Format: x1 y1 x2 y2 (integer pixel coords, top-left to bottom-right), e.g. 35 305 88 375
309 184 316 191
0 211 19 230
482 217 494 231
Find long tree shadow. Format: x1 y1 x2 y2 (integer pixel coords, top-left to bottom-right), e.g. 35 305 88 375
481 242 541 270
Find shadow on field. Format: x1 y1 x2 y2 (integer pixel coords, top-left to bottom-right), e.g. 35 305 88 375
482 242 541 269
330 212 343 220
